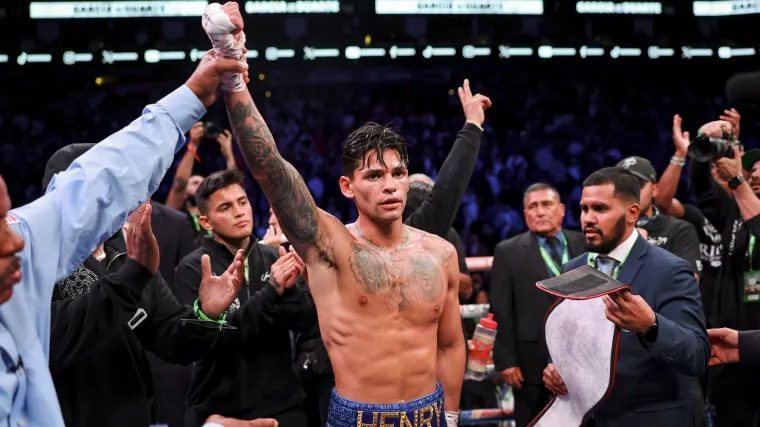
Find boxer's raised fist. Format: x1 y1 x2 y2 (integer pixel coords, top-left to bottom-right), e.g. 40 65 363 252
185 50 249 107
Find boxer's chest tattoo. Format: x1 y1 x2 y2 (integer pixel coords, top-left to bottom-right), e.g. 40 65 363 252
348 230 451 310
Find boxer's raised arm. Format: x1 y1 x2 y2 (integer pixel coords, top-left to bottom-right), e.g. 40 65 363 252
225 88 341 266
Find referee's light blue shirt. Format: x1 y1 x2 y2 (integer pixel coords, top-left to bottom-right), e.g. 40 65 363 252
4 85 205 427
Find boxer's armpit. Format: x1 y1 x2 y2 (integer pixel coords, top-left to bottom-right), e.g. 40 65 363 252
228 97 335 267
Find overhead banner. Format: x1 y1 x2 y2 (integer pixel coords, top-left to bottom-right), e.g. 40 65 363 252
29 1 208 18
575 1 663 14
693 0 760 16
375 0 544 15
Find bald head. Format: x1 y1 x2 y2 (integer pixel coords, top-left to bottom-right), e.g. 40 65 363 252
409 173 434 186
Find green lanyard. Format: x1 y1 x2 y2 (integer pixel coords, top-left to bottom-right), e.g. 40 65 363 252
244 256 249 284
750 234 756 270
190 213 213 237
538 233 569 277
586 243 635 280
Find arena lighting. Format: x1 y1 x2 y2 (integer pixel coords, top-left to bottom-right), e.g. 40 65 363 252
29 1 208 19
244 0 340 14
4 44 758 66
63 51 94 65
375 0 544 15
693 0 760 16
462 45 492 59
610 46 642 58
576 1 663 14
101 51 139 63
498 46 533 58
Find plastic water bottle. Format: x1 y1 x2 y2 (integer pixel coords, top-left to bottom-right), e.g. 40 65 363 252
464 313 498 381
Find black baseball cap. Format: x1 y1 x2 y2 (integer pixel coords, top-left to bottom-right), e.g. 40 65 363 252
616 156 657 183
42 143 96 191
743 149 760 173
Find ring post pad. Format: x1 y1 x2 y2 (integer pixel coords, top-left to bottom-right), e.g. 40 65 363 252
528 265 629 427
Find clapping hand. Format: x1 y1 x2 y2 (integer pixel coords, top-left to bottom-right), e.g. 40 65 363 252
269 246 305 295
458 79 492 127
198 249 245 319
672 114 690 157
126 202 159 274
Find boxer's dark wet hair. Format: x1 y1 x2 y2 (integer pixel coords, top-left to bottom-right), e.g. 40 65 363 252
341 123 409 177
195 169 246 215
583 167 641 204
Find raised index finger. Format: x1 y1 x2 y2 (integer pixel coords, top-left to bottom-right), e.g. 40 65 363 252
463 79 473 98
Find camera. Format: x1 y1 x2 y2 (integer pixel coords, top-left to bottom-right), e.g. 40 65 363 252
687 133 742 162
203 121 223 140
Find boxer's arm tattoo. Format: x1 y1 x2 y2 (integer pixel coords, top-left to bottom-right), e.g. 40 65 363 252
227 99 323 247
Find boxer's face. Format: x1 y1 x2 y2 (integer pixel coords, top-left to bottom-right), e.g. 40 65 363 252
580 183 639 254
200 183 253 242
340 149 409 224
0 177 25 304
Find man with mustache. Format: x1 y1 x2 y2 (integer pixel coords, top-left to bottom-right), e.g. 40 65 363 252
489 183 584 427
543 167 709 426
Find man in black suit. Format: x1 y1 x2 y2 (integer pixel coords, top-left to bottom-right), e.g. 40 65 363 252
544 167 709 426
490 183 584 427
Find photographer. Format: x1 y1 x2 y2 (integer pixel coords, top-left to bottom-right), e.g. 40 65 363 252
165 121 238 247
655 115 726 319
688 113 760 426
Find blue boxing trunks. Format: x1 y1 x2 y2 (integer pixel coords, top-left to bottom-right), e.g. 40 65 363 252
326 383 445 427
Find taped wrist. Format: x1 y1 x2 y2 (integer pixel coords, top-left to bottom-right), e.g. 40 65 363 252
202 3 246 92
445 411 459 427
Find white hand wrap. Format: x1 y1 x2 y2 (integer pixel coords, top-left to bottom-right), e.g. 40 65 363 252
445 411 459 427
202 3 246 92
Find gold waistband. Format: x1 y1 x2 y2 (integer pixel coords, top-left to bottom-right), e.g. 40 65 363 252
356 398 443 427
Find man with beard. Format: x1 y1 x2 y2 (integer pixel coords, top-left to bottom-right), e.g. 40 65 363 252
490 183 584 427
543 167 709 426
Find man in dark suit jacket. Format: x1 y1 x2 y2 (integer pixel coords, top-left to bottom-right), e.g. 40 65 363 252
490 183 585 427
544 167 710 427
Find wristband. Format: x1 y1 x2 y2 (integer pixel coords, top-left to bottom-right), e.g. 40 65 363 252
445 411 459 427
193 298 228 324
670 156 686 167
465 121 484 132
187 144 202 163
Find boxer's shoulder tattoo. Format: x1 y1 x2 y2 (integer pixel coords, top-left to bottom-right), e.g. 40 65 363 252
229 99 332 265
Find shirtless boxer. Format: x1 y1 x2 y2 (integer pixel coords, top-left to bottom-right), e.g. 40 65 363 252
200 3 482 426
